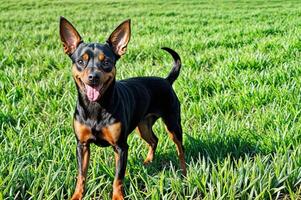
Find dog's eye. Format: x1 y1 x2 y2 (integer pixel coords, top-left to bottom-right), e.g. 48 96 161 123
103 58 113 66
101 60 113 72
77 59 84 66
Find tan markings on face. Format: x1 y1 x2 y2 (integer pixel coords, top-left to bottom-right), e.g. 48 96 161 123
101 122 122 145
82 53 89 61
73 119 94 143
72 64 88 90
72 63 116 96
98 53 105 61
99 66 116 89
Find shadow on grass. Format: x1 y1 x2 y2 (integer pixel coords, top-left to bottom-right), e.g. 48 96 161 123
184 133 270 163
142 132 273 175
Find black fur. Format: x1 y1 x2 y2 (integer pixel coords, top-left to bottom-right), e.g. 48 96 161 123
60 17 185 200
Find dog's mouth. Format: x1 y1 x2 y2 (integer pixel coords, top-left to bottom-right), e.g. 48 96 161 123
84 83 103 102
82 78 112 102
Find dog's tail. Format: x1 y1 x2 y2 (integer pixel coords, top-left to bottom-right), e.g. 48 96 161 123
162 47 181 85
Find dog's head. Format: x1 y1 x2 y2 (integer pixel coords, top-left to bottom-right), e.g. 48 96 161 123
59 17 131 102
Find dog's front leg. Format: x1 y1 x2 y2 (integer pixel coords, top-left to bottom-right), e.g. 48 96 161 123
112 144 128 200
71 142 90 200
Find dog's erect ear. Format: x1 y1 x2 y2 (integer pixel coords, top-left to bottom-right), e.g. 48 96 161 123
59 16 82 55
107 19 131 56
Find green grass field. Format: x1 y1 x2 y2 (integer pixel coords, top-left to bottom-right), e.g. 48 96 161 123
1 0 301 199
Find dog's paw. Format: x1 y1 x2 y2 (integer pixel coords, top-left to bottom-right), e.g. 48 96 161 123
112 191 124 200
143 159 153 165
70 193 82 200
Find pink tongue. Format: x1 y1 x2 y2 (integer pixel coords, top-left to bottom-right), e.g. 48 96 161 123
85 84 100 102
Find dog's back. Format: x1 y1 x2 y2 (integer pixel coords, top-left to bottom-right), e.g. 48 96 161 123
115 76 180 133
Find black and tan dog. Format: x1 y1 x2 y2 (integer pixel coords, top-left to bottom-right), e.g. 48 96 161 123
59 17 186 200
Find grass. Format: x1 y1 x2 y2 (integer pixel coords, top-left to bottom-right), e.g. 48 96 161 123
1 0 301 199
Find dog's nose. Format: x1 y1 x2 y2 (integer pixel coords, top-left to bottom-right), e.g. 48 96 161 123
88 72 100 82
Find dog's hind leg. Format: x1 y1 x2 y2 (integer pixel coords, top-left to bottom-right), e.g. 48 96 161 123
137 116 159 164
162 113 186 176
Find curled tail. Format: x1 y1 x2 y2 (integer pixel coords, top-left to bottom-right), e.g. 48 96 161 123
162 47 181 84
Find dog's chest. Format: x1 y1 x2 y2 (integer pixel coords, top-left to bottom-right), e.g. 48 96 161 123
73 119 121 146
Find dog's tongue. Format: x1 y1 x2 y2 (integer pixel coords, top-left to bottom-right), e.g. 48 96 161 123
85 84 100 102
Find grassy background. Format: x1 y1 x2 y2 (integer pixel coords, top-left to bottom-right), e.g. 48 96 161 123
1 0 301 199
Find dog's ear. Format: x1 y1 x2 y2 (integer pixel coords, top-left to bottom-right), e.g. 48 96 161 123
107 19 131 56
59 17 82 55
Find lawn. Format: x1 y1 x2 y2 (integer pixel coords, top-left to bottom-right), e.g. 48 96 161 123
0 0 301 199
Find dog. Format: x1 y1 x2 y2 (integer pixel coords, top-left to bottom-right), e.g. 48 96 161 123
59 17 186 200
